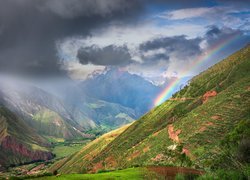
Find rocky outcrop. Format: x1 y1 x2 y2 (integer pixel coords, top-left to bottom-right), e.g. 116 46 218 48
202 90 217 103
168 124 181 143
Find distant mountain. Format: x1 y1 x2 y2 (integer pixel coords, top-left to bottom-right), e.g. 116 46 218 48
80 68 161 115
0 75 138 137
0 106 53 169
0 79 95 139
54 45 250 174
50 81 137 129
0 76 138 169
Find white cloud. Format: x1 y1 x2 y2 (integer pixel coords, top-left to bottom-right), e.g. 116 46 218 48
158 7 212 20
57 7 249 82
57 20 205 81
85 22 205 47
157 6 249 30
158 6 236 20
64 61 105 80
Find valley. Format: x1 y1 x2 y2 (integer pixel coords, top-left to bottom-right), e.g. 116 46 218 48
49 44 250 179
0 1 249 179
0 44 249 180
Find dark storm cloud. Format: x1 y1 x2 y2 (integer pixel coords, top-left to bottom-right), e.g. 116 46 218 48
77 45 133 66
140 36 202 60
205 25 250 48
140 53 170 66
43 0 139 19
153 53 170 61
205 26 221 37
0 0 248 77
0 0 142 77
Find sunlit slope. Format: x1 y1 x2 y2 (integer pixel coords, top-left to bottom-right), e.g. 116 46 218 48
50 123 131 174
57 45 250 173
0 107 53 168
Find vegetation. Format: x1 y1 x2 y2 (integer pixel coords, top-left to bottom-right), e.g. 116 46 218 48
32 109 86 139
52 45 250 177
1 45 249 179
0 107 52 168
49 124 132 174
37 168 146 180
52 139 90 159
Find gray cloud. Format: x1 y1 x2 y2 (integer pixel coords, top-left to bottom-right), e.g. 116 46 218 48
205 25 245 45
0 0 142 77
140 35 202 60
204 25 250 58
43 0 139 19
77 45 133 66
0 0 249 78
140 53 170 66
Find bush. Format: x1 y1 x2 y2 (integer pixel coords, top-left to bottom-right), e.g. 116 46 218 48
97 169 114 173
237 138 250 163
53 170 58 175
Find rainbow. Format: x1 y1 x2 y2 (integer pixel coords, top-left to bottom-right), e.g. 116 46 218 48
154 33 241 106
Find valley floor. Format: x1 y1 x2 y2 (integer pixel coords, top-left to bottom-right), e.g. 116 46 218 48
35 168 146 180
27 166 205 180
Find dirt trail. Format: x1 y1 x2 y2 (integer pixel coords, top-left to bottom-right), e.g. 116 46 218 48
147 166 205 179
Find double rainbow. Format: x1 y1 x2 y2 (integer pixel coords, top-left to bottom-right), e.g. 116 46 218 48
154 33 241 106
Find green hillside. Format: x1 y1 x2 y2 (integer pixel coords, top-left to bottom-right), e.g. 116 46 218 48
55 45 250 175
0 107 53 169
32 108 86 139
49 124 131 174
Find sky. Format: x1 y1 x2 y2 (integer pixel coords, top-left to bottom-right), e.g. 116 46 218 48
0 0 249 84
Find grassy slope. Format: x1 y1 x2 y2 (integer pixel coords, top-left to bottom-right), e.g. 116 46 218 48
0 107 51 167
32 108 85 139
55 45 250 174
50 124 131 173
52 139 91 159
85 99 136 128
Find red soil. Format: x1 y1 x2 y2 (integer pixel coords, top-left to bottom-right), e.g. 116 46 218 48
168 124 181 143
127 150 141 161
182 148 190 156
152 131 160 137
202 90 217 103
211 115 222 120
206 122 214 126
199 126 207 132
1 136 53 161
151 154 165 162
92 162 103 173
143 146 150 153
105 156 117 168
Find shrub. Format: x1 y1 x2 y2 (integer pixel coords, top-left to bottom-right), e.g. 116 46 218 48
53 170 58 175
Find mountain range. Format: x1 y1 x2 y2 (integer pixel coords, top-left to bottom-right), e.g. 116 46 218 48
80 68 161 115
0 68 163 169
1 45 249 178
